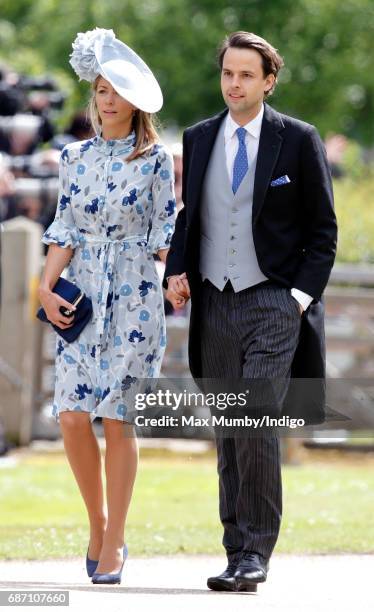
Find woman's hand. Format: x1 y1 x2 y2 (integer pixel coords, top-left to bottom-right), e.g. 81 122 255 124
38 286 77 329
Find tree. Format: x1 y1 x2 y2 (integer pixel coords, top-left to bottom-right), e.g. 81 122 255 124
0 0 373 142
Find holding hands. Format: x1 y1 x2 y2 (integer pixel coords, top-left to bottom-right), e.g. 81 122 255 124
166 272 191 310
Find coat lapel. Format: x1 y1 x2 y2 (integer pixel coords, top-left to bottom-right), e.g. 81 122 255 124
252 103 285 226
188 109 228 220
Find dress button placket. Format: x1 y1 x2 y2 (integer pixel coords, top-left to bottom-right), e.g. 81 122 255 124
96 145 115 360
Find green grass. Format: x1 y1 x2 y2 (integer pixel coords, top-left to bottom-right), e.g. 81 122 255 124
1 452 374 559
334 175 374 263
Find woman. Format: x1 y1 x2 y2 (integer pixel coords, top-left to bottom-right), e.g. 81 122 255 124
38 28 177 584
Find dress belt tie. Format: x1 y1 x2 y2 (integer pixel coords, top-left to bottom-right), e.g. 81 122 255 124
78 233 148 355
81 233 147 244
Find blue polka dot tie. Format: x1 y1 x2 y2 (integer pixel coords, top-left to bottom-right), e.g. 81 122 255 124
232 127 248 194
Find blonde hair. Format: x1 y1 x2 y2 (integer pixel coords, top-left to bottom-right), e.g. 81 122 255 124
87 76 160 161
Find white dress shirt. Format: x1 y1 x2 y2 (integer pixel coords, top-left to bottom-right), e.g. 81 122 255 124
224 104 264 181
224 106 313 312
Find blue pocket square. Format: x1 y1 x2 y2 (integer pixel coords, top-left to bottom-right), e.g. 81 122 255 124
270 175 291 187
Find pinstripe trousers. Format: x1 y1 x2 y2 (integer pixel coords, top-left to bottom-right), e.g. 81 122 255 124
200 279 302 561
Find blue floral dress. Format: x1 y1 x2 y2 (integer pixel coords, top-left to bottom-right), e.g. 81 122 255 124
42 131 176 424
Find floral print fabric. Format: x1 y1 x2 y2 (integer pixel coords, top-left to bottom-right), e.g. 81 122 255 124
42 131 176 423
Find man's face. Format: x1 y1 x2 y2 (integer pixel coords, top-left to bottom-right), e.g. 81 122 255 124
221 47 275 120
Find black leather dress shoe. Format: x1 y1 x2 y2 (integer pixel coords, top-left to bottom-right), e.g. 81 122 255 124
207 562 238 591
234 552 269 591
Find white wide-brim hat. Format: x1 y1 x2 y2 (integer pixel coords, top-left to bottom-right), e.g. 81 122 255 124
69 28 163 113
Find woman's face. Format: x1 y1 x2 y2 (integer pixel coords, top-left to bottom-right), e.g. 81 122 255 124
95 76 136 132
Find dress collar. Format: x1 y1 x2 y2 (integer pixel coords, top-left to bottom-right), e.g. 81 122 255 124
92 130 137 155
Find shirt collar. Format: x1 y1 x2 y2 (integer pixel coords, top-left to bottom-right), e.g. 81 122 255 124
224 104 264 143
92 129 137 155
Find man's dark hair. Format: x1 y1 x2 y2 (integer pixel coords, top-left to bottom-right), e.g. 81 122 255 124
218 31 284 96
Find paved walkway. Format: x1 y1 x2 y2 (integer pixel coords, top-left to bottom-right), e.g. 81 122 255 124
0 554 373 611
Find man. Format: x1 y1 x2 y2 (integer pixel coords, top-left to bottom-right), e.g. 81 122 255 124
165 32 337 592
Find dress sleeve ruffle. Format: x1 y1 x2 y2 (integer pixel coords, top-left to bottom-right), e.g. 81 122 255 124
148 145 176 255
42 219 81 249
41 146 80 249
147 225 174 255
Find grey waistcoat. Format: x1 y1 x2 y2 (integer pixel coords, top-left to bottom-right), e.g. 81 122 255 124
199 119 268 292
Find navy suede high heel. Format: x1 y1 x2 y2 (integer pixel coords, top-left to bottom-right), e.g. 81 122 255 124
86 547 99 577
91 544 128 585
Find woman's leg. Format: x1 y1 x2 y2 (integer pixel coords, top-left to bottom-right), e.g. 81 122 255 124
95 419 138 573
59 412 107 560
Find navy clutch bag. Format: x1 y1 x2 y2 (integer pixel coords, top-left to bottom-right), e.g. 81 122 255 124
36 277 93 343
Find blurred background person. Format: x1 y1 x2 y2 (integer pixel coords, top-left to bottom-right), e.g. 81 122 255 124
324 133 348 179
171 141 183 213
